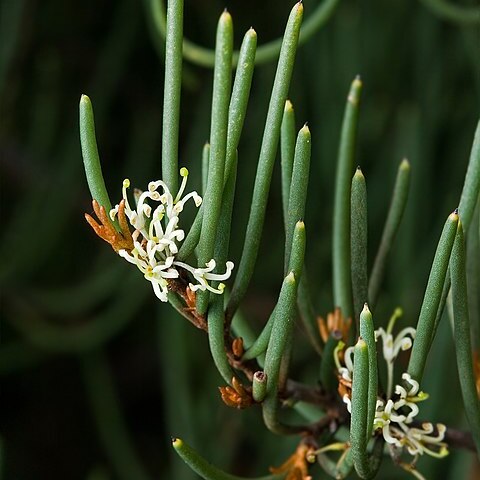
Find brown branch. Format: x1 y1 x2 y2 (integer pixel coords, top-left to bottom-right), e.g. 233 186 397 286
172 285 477 454
444 427 475 452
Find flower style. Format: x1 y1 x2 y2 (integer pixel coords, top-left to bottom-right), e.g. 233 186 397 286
375 307 416 398
335 309 448 465
86 168 234 302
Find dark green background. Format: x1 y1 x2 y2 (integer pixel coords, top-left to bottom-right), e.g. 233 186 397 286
1 0 479 478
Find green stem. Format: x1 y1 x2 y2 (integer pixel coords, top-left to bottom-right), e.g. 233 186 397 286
407 210 459 382
332 77 362 323
81 351 151 480
172 438 284 480
79 95 113 214
242 221 305 362
177 208 203 260
207 296 233 384
419 0 480 25
149 0 340 67
162 0 183 194
242 310 275 361
369 159 410 308
196 11 233 315
262 272 301 435
207 152 238 383
231 308 257 350
350 167 368 325
316 449 352 479
450 222 480 457
227 3 303 320
252 371 267 402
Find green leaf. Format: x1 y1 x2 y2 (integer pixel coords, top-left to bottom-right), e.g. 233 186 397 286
79 95 113 215
359 304 377 441
284 125 311 272
407 210 459 382
172 438 284 480
196 11 234 315
226 2 304 320
369 159 410 308
350 338 382 479
161 0 183 194
332 77 362 323
350 167 368 324
450 221 480 458
280 100 296 226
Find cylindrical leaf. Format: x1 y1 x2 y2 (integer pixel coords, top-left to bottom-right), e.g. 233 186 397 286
332 77 362 323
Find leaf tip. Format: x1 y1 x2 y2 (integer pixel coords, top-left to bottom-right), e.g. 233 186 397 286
300 122 310 135
295 219 305 230
171 437 182 448
400 158 410 170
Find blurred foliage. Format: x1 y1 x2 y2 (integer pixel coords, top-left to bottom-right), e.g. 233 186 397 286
0 0 479 479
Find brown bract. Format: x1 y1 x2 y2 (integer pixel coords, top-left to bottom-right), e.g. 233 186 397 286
318 307 351 344
85 199 134 253
218 377 253 409
337 375 352 400
270 443 315 480
232 337 244 358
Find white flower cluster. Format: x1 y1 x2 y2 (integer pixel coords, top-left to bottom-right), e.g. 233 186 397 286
337 316 448 460
110 168 234 302
373 373 446 458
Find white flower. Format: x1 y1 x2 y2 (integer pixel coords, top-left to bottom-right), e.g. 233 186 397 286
372 396 447 457
394 373 429 423
373 398 407 448
335 311 449 463
110 168 233 302
399 422 448 458
337 345 355 384
174 259 235 294
375 326 416 364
